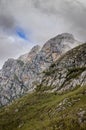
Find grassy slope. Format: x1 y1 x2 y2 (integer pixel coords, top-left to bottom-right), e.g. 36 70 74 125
0 86 86 130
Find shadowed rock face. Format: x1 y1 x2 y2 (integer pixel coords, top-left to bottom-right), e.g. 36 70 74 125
39 43 86 93
0 33 81 106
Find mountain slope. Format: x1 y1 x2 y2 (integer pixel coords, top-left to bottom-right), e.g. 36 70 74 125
0 33 80 106
37 43 86 93
0 85 86 130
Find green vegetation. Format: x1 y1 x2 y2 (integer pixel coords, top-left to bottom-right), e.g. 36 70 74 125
0 86 86 130
43 69 56 76
36 84 55 92
14 74 19 81
50 63 56 68
17 60 24 66
67 67 86 80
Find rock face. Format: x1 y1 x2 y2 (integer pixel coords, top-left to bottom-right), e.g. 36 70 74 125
19 45 41 63
38 43 86 93
0 33 81 106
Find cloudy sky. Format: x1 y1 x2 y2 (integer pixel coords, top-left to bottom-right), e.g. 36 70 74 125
0 0 86 68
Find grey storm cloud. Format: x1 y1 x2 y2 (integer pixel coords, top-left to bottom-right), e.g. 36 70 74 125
0 1 16 32
0 14 15 30
0 0 86 68
31 0 86 40
0 0 86 40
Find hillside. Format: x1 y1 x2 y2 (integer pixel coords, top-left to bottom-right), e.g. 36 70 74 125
0 85 86 130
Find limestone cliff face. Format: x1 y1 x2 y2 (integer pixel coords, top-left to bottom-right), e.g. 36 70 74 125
19 45 41 63
0 33 81 106
38 43 86 93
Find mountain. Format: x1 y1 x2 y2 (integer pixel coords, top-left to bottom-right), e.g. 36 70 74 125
0 33 81 106
0 43 86 130
0 36 86 130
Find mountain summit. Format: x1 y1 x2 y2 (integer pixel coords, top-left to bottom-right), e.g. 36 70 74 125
0 33 81 106
19 45 41 63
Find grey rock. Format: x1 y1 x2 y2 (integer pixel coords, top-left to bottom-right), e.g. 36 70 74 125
78 110 86 124
0 33 81 106
39 43 86 93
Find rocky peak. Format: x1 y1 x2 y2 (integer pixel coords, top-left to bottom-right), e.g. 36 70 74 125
30 45 41 54
2 58 15 70
56 33 75 41
19 45 41 63
0 33 82 107
42 33 80 61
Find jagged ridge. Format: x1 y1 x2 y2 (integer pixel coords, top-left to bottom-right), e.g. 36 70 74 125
0 33 81 106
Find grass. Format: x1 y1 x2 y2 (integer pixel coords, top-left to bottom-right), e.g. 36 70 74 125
0 86 86 130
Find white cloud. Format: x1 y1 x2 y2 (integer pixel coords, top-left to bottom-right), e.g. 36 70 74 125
0 0 86 68
0 35 34 68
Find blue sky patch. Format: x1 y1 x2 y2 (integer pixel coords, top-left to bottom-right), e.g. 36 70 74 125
16 27 28 40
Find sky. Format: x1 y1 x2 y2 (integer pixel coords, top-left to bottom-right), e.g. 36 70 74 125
0 0 86 68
